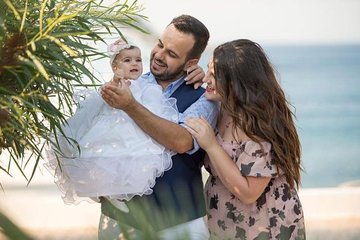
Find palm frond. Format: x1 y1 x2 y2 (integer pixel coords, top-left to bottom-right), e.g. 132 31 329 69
0 0 149 184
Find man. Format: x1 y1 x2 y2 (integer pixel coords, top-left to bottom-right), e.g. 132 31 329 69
100 15 218 239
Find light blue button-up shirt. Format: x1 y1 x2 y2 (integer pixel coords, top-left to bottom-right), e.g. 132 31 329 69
139 72 219 154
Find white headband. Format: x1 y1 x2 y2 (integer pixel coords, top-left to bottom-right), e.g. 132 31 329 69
107 39 137 65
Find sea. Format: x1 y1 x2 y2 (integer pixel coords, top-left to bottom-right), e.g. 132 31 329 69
5 44 358 189
235 44 360 188
95 43 360 189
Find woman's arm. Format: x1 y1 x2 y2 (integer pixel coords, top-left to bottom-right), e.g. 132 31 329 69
205 144 270 204
186 117 270 204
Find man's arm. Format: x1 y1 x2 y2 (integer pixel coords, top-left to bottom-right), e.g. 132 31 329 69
124 100 193 153
179 93 219 153
101 81 193 153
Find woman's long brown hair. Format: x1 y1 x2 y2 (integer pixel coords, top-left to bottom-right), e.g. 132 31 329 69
213 39 302 189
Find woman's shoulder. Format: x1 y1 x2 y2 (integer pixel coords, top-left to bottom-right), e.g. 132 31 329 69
236 140 276 177
239 140 272 163
242 139 271 152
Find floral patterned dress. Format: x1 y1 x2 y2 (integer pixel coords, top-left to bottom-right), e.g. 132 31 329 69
204 133 306 240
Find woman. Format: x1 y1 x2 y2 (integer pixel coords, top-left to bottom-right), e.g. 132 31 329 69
186 39 306 239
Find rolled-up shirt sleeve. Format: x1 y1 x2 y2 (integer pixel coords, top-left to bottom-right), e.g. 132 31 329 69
179 94 219 154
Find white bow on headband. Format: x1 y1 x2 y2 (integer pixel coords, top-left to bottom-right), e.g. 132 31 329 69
107 39 135 65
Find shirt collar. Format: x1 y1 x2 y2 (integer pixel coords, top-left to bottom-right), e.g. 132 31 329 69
145 72 186 97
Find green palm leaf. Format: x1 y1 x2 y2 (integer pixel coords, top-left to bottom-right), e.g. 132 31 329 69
0 0 149 184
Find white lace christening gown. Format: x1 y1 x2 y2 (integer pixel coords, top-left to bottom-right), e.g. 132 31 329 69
45 80 178 204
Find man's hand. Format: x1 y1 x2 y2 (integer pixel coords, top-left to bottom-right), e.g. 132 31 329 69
185 64 205 89
100 80 134 111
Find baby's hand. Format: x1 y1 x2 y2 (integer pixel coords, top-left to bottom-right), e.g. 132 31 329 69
112 69 124 85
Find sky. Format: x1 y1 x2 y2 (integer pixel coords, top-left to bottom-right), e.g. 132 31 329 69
92 0 360 82
2 0 359 188
2 0 360 187
136 0 360 46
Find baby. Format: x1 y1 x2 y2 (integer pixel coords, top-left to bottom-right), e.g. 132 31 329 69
45 40 178 204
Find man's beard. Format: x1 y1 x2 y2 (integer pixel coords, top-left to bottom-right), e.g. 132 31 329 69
150 57 186 82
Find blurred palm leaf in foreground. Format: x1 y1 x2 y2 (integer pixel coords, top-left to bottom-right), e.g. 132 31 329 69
0 0 148 184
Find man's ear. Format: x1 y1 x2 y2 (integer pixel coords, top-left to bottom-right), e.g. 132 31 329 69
184 59 199 70
112 65 117 72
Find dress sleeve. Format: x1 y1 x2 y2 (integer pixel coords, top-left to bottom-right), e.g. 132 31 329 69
138 82 179 123
236 141 279 178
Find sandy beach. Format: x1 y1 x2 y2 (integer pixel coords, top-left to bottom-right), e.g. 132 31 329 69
1 171 360 240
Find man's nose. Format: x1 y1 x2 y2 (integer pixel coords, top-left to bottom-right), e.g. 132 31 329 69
155 49 166 60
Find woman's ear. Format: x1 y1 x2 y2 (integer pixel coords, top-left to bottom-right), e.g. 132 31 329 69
184 59 199 70
112 65 117 72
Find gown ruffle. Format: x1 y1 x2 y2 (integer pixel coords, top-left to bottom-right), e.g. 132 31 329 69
45 80 178 204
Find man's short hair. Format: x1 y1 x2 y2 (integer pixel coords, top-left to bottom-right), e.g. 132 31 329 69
170 15 210 60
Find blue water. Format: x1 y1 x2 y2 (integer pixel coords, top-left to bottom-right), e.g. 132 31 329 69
262 45 360 188
201 45 360 188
